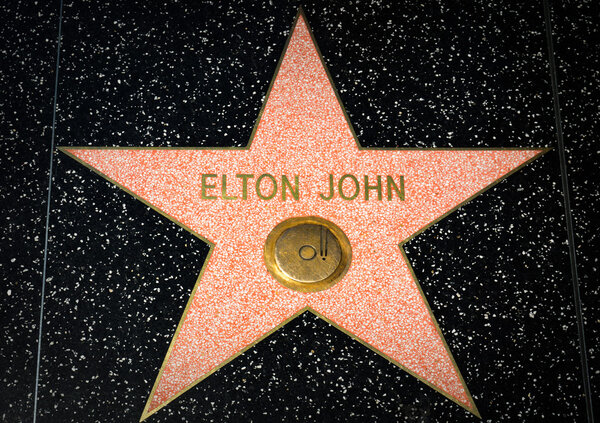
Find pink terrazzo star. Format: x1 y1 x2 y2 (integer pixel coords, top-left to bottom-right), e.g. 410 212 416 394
61 10 547 421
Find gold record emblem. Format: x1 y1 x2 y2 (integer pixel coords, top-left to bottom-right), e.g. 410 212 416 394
264 216 352 292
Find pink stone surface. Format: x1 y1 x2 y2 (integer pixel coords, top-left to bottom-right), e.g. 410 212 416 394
63 13 546 420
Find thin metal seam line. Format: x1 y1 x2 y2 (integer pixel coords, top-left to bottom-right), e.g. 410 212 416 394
542 1 595 422
33 0 64 421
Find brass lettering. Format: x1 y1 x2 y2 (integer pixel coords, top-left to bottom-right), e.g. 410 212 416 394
364 175 382 201
282 175 300 201
256 174 277 200
221 174 238 200
201 174 217 200
319 174 335 201
386 175 404 201
236 174 254 200
339 174 359 200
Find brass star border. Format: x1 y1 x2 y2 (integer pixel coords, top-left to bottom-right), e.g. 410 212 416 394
59 8 549 421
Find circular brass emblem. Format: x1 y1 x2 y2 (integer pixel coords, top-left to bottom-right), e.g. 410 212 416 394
264 216 352 292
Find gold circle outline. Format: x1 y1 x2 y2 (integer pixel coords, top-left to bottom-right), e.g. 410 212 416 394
264 216 352 293
298 245 317 260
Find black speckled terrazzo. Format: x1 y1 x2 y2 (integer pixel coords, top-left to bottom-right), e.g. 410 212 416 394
551 0 599 415
1 0 597 422
0 0 58 420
